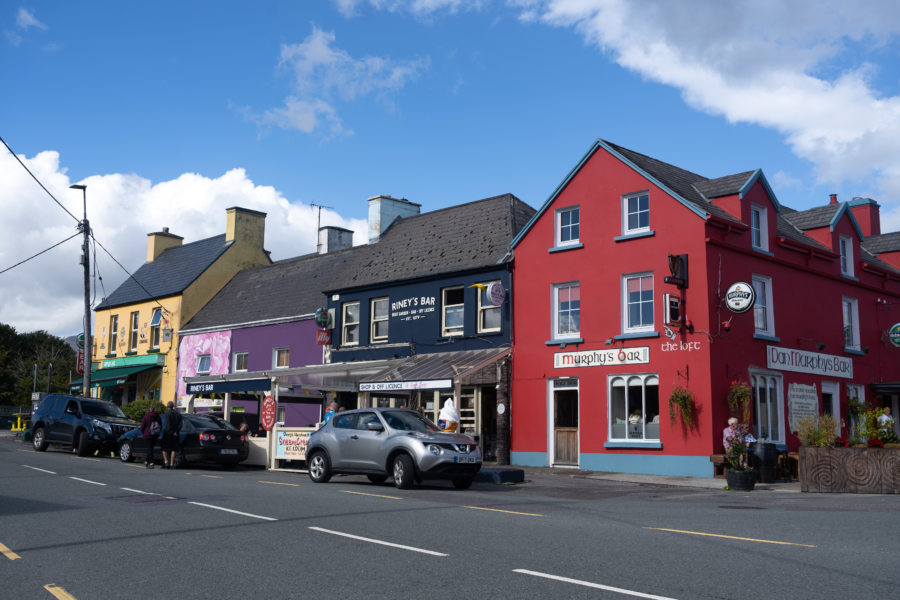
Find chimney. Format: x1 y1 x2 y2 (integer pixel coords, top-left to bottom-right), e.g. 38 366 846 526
829 193 838 204
849 197 881 237
226 207 266 247
367 195 421 243
318 226 354 254
146 227 183 262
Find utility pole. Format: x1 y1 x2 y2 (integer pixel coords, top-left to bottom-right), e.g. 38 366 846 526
70 184 92 397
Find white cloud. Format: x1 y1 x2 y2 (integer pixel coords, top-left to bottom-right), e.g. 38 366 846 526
257 25 429 137
0 149 367 336
16 8 47 30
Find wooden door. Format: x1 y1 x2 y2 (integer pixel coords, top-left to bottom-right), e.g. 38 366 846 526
554 389 578 465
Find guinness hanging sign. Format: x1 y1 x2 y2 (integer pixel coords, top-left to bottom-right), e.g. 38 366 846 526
725 281 755 314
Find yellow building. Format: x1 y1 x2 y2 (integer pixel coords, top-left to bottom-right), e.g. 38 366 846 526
79 207 270 405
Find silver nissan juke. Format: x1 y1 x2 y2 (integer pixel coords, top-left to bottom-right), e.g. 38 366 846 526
306 407 482 489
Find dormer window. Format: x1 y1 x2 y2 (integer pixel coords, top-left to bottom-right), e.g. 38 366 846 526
839 235 854 277
751 204 768 251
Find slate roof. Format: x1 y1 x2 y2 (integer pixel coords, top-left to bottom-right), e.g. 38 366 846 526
692 171 757 200
780 204 841 232
331 194 535 291
181 247 362 330
775 213 832 253
862 231 900 255
96 235 232 310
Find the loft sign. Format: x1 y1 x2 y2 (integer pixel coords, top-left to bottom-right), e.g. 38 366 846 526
766 345 853 378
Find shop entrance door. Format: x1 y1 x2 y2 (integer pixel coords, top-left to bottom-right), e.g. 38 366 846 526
553 379 578 466
821 381 840 436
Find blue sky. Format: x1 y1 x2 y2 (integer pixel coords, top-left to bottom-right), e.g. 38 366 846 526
3 1 900 336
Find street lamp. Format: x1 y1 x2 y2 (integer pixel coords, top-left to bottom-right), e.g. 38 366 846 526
70 184 92 397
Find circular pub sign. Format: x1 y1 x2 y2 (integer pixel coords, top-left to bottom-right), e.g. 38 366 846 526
261 395 277 431
314 308 330 328
487 281 506 307
889 322 900 348
725 281 756 314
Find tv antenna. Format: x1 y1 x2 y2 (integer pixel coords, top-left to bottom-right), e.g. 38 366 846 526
310 202 333 254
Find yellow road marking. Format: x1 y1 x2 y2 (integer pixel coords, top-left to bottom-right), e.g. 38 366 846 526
75 457 101 462
340 490 403 500
44 584 77 599
259 480 301 487
0 541 21 560
644 527 816 548
463 505 544 517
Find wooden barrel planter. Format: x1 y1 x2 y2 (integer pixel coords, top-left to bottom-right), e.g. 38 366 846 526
799 446 900 493
725 469 756 491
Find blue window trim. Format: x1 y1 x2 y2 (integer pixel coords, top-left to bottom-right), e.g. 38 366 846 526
751 247 774 257
604 441 663 449
844 348 866 356
548 243 584 254
753 333 780 342
614 230 655 243
614 331 659 341
545 338 584 349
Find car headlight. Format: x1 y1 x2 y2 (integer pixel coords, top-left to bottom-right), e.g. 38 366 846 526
91 419 111 433
427 444 441 456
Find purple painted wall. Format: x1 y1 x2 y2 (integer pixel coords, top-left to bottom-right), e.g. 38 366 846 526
231 319 324 371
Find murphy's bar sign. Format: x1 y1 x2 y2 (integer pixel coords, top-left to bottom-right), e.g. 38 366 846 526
554 347 650 369
766 345 853 378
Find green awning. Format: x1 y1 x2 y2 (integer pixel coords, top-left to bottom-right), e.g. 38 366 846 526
69 364 159 392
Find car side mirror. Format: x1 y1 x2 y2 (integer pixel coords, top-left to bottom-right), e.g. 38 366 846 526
367 422 384 432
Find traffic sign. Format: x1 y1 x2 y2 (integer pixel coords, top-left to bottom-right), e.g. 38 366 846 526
261 395 277 431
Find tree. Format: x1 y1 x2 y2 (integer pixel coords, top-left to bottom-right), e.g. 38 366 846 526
0 324 77 408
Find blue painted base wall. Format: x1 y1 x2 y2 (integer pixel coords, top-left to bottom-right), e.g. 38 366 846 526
511 451 714 478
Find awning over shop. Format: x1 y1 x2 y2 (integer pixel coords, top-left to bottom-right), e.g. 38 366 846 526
69 363 159 392
360 347 511 392
184 359 396 394
870 382 900 394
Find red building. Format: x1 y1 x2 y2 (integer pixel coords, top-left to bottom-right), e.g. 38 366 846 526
509 139 900 476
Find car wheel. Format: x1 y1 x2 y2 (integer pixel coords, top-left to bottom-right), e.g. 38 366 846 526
392 454 415 489
452 477 474 490
76 431 90 457
308 451 332 483
119 440 134 463
32 427 48 451
367 474 388 484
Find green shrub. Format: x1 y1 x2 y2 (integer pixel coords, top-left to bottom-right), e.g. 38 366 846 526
121 400 162 423
796 414 837 447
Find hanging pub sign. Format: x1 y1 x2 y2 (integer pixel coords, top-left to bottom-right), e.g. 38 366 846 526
488 281 506 306
725 281 755 314
314 308 332 328
889 322 900 348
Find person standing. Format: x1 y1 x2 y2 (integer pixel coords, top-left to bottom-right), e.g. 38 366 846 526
139 404 162 468
161 401 182 469
323 401 339 423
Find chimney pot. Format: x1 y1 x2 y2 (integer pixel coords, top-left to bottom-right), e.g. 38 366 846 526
829 194 838 204
162 227 169 233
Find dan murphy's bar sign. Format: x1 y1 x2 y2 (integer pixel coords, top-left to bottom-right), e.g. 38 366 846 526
766 345 853 378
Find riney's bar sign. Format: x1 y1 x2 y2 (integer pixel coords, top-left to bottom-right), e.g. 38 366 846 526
766 345 853 378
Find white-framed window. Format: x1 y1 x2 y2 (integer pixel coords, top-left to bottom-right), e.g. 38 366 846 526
840 235 854 276
129 311 139 352
752 275 775 337
108 315 118 354
149 308 161 350
622 272 654 333
622 192 650 235
477 282 501 333
552 282 580 339
751 204 768 251
750 370 784 444
196 354 211 375
442 286 465 337
555 206 580 247
342 302 360 345
371 297 389 343
273 348 289 369
842 297 860 350
233 351 248 372
608 374 660 441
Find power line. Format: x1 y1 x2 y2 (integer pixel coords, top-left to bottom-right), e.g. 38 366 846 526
90 234 171 315
0 232 81 275
0 135 80 223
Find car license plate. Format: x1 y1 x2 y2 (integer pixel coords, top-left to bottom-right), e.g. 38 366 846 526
455 456 478 463
221 449 237 454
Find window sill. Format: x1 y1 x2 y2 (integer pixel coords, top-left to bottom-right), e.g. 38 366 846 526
604 441 663 449
545 338 583 349
844 347 866 356
147 348 160 354
840 273 858 281
614 332 659 340
124 351 137 356
751 246 774 256
753 333 780 342
104 354 117 358
614 230 655 242
548 243 584 254
476 330 502 336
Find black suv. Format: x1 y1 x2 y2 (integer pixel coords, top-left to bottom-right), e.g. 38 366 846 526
31 394 137 456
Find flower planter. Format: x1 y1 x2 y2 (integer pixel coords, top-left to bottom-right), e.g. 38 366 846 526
725 469 756 491
799 446 900 493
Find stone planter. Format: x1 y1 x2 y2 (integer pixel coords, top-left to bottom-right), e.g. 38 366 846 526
726 469 756 491
799 446 900 493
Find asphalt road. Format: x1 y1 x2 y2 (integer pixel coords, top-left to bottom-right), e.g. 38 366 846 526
1 435 898 600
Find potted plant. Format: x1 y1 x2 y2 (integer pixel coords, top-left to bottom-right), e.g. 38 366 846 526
668 385 694 428
725 423 755 491
727 379 752 424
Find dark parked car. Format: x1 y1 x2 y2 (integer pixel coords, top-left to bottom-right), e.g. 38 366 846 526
306 408 482 489
118 413 249 468
31 394 137 456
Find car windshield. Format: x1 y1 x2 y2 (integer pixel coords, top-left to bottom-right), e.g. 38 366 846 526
81 400 127 418
382 410 440 433
187 414 237 430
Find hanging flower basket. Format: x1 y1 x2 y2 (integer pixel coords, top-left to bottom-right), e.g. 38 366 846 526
727 380 752 423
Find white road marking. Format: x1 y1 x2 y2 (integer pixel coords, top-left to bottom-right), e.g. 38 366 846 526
120 488 155 495
513 569 678 600
308 526 448 556
22 465 56 474
188 501 277 521
68 477 106 486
